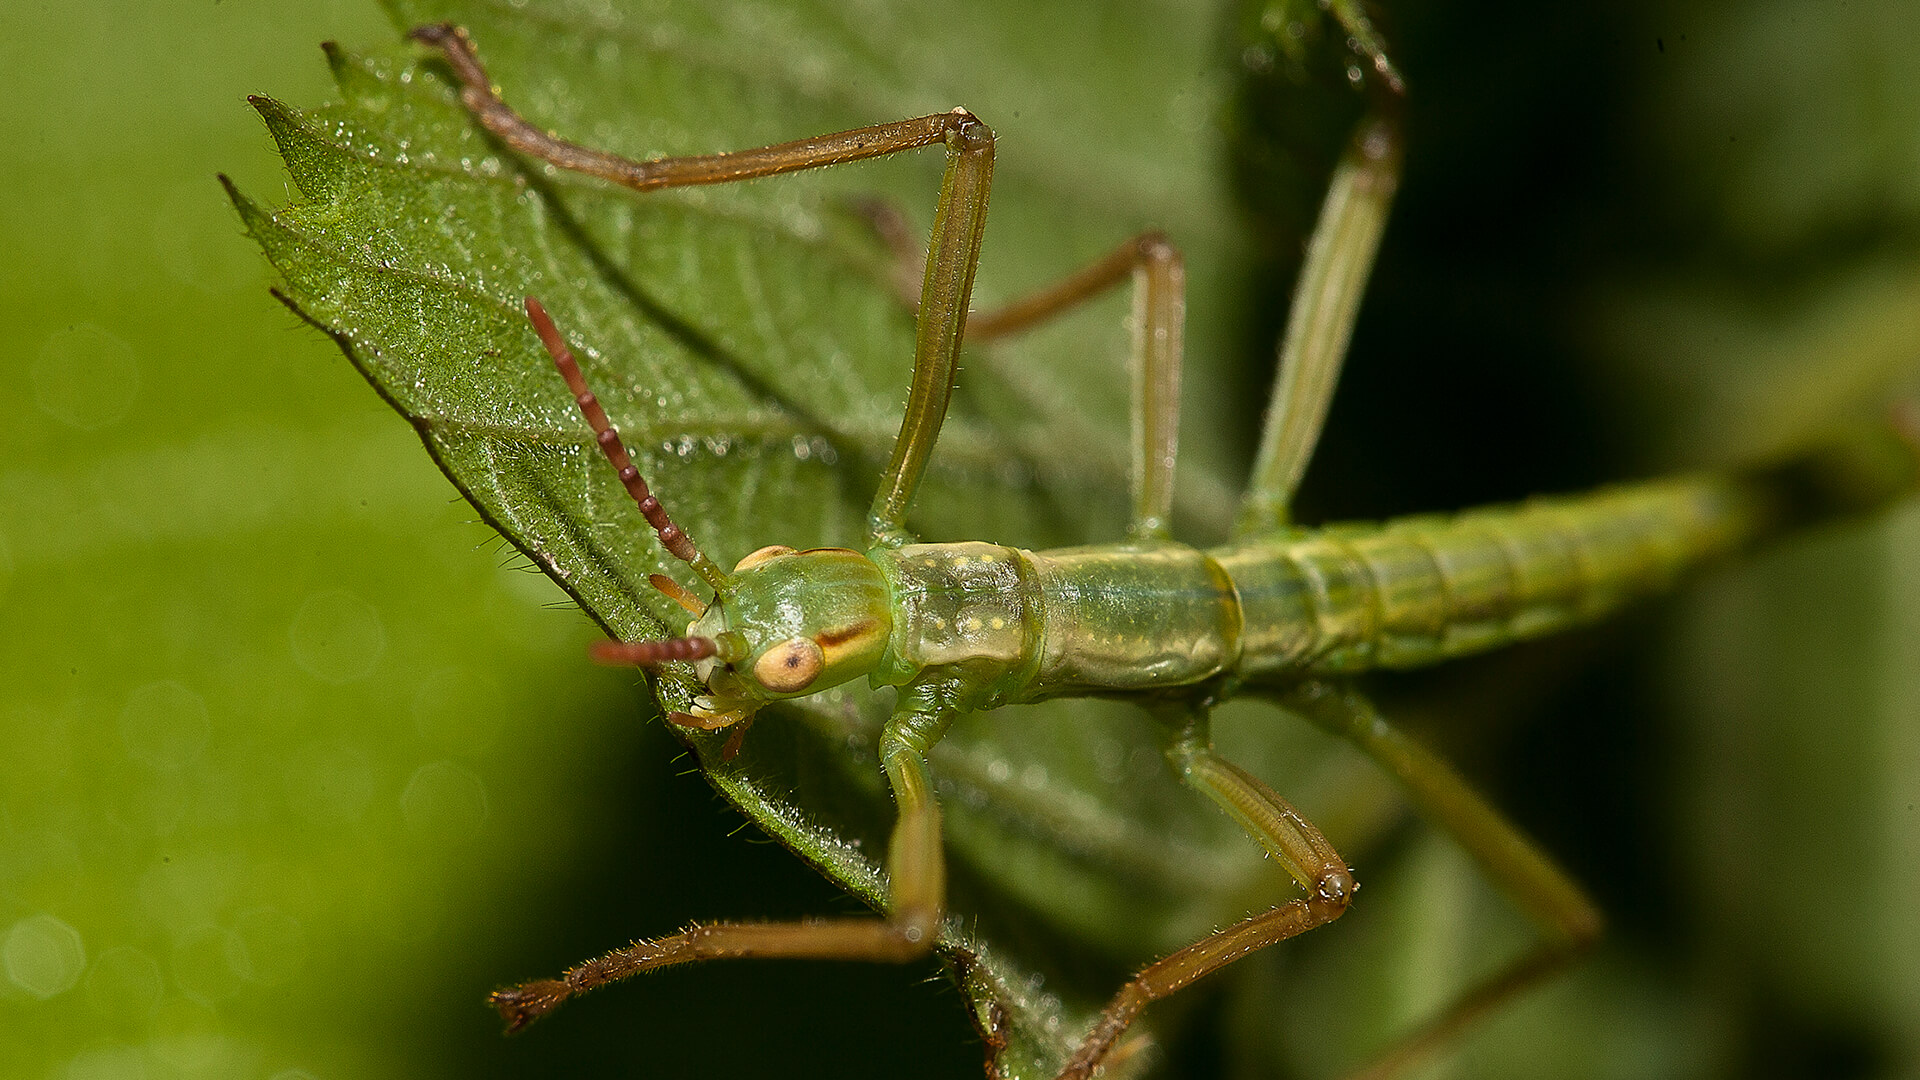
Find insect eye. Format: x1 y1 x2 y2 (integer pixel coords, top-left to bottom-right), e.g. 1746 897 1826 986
733 545 796 571
753 637 824 693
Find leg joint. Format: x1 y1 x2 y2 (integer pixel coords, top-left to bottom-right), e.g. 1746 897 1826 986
1315 867 1358 910
890 904 941 957
944 108 995 150
1134 229 1180 267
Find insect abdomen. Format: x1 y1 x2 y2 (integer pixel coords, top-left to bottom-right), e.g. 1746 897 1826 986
886 434 1909 697
1216 475 1771 678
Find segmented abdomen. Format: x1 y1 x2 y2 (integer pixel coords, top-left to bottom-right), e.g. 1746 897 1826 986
1213 474 1771 677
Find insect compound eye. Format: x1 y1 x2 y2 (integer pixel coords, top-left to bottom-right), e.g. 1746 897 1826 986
753 637 825 694
733 545 796 572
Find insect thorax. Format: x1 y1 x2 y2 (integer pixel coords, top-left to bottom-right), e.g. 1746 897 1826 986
871 541 1244 708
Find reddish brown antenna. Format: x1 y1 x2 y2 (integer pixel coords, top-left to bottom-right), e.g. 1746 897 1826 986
526 297 730 592
648 573 705 616
590 636 717 666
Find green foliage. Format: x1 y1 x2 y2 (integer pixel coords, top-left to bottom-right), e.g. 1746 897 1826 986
230 1 1282 1073
5 1 1917 1078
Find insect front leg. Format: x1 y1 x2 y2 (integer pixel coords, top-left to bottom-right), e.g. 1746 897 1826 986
487 698 958 1030
1059 703 1355 1080
874 691 963 946
409 23 994 547
1275 680 1603 1080
1236 113 1402 533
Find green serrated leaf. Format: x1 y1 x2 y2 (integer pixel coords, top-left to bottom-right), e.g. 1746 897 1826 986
233 1 1291 1074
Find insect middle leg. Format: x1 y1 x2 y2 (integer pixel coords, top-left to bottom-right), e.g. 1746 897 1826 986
1059 703 1356 1080
969 231 1190 541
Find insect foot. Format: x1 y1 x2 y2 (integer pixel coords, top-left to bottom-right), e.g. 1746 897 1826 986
489 979 570 1034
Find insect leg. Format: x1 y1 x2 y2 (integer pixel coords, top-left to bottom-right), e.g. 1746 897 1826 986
1236 113 1402 534
486 702 955 1030
1059 704 1355 1080
1121 235 1187 541
874 697 958 947
850 223 1188 537
848 202 1181 333
968 235 1189 538
842 198 932 312
409 24 993 546
869 122 995 544
1275 680 1603 1080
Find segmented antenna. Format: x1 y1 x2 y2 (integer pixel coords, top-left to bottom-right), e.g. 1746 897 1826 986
648 574 706 616
590 636 717 666
526 297 730 591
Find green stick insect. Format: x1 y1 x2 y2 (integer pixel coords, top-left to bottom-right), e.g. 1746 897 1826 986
375 21 1920 1080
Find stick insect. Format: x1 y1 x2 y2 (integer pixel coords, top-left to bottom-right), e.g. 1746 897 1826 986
397 20 1920 1080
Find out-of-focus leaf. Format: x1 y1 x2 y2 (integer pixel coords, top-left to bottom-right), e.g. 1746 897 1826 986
1593 2 1920 1070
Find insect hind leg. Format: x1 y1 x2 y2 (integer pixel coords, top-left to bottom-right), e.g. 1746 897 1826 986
1236 113 1401 534
1275 680 1603 1080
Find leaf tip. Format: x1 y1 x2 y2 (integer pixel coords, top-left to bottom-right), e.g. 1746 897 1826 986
218 173 268 234
248 94 344 203
319 40 348 79
246 92 296 129
319 38 406 113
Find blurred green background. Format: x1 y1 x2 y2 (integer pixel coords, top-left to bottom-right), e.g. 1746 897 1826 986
2 2 1916 1079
